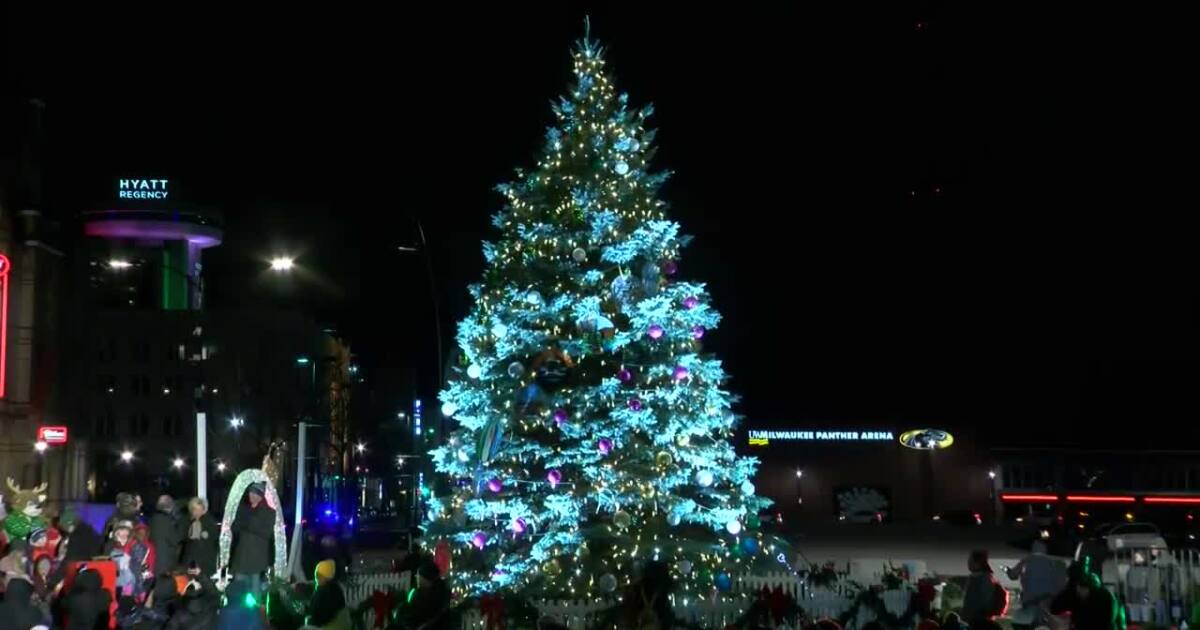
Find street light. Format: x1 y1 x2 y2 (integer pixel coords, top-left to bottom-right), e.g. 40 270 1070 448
34 441 48 453
216 461 227 473
173 457 186 469
269 256 295 272
229 416 245 429
795 469 804 479
120 450 134 463
107 259 133 269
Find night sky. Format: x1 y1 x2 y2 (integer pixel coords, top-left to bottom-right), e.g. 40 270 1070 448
5 4 1196 448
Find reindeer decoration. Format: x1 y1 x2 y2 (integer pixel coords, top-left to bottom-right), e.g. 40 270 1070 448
3 478 49 542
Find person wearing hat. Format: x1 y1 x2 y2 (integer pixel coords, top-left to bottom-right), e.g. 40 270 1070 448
104 520 148 599
57 505 104 565
306 559 351 630
230 482 275 596
397 561 450 630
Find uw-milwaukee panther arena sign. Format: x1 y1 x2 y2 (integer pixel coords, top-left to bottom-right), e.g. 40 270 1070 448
748 430 895 447
117 178 170 200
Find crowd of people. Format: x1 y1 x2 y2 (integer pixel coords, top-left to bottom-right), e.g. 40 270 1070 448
0 489 230 630
0 484 1137 630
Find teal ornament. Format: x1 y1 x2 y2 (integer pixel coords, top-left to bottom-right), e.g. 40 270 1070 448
740 480 756 495
667 512 682 527
614 161 629 175
476 418 505 464
742 537 760 554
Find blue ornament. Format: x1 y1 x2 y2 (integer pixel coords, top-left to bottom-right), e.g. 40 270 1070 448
518 383 543 404
579 76 594 92
714 572 733 592
614 137 634 152
614 161 629 175
560 100 574 113
742 537 760 554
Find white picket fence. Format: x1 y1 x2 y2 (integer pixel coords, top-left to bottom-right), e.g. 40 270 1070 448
344 571 915 630
1111 548 1200 626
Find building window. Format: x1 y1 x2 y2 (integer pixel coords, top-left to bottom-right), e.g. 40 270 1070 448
163 414 185 437
131 340 150 362
129 412 150 437
96 412 116 438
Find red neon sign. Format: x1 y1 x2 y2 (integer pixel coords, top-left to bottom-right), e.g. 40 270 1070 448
1143 496 1200 505
1001 494 1059 503
0 253 9 399
1065 495 1136 503
37 426 68 445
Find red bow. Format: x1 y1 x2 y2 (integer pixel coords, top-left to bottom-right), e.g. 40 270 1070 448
370 590 396 629
479 594 507 630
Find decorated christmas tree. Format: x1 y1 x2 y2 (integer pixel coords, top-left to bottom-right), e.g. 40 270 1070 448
426 23 778 600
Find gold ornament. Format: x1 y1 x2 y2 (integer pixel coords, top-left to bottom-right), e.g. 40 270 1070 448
261 441 284 490
542 559 562 576
655 451 673 467
613 510 633 529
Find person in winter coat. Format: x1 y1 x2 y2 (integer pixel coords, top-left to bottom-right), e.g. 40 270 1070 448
0 577 48 630
230 483 275 595
53 506 105 587
179 498 218 578
64 568 112 630
133 524 157 581
165 563 219 630
960 550 1007 626
396 561 450 630
105 521 149 599
306 559 351 630
147 496 181 577
1054 569 1121 630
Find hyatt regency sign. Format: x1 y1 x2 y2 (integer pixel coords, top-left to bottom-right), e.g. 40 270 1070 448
118 178 170 200
748 430 894 446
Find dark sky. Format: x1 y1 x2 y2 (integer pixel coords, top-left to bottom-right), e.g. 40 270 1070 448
5 3 1195 447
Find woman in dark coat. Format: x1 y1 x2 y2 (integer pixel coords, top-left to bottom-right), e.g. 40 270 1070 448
179 498 219 577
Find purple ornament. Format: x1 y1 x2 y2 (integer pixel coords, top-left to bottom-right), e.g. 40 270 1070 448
691 325 706 340
628 398 643 411
683 296 699 310
487 478 503 493
547 469 562 488
510 517 527 535
598 438 613 455
661 260 678 276
472 532 487 550
553 408 569 425
673 365 690 381
647 324 665 340
617 368 633 383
